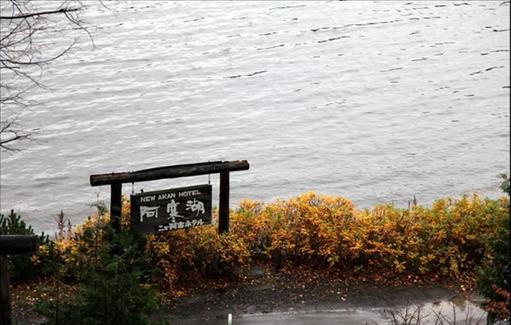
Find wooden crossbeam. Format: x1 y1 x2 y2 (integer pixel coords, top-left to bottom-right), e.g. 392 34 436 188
90 160 249 186
0 235 38 255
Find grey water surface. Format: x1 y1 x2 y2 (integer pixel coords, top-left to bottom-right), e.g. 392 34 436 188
1 1 509 233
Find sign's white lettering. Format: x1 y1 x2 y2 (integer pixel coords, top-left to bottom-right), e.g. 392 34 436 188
140 195 156 203
131 184 212 234
157 218 205 232
166 199 183 222
140 206 159 222
157 192 176 200
186 198 205 217
178 190 201 197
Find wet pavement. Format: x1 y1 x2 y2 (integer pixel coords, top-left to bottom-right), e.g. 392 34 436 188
174 286 487 325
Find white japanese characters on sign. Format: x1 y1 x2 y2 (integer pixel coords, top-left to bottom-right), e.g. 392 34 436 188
139 206 159 222
131 184 212 234
186 198 205 217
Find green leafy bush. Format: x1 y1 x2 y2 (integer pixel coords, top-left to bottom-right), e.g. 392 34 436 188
0 210 56 281
36 219 163 325
476 174 510 320
499 173 510 196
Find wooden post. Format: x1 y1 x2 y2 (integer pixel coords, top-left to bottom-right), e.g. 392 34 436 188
0 235 38 325
219 172 230 234
110 183 122 232
0 255 11 325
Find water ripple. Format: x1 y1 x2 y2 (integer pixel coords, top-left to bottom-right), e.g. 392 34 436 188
1 1 509 233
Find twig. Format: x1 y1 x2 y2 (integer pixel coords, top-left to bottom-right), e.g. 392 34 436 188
0 7 80 20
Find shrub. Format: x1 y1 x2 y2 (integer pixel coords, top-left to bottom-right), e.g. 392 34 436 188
499 173 510 196
476 174 510 321
8 189 506 319
144 191 508 286
145 222 251 292
230 192 508 278
0 210 56 281
36 219 162 325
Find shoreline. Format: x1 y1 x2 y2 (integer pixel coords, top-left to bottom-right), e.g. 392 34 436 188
2 188 507 236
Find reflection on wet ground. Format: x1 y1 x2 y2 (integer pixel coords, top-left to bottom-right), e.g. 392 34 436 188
175 287 486 325
180 300 486 325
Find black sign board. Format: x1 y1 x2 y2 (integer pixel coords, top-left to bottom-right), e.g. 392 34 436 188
130 184 212 234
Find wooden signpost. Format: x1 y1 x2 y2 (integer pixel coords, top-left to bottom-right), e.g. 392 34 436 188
90 160 249 234
0 235 38 325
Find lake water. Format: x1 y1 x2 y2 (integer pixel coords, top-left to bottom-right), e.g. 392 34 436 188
1 1 509 234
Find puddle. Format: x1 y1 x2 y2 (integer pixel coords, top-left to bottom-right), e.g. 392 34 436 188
384 298 487 325
177 296 486 325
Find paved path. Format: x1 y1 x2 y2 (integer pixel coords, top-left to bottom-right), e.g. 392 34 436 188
174 287 487 325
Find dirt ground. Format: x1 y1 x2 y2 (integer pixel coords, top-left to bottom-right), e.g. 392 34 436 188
11 266 484 324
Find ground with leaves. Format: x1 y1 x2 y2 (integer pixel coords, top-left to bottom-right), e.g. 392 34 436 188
165 266 481 320
12 267 481 324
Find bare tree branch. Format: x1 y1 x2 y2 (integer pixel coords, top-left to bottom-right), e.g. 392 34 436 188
0 0 95 151
0 7 80 20
0 115 38 151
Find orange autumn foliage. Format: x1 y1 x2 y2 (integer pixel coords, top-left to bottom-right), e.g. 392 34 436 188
38 192 508 311
141 192 508 291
